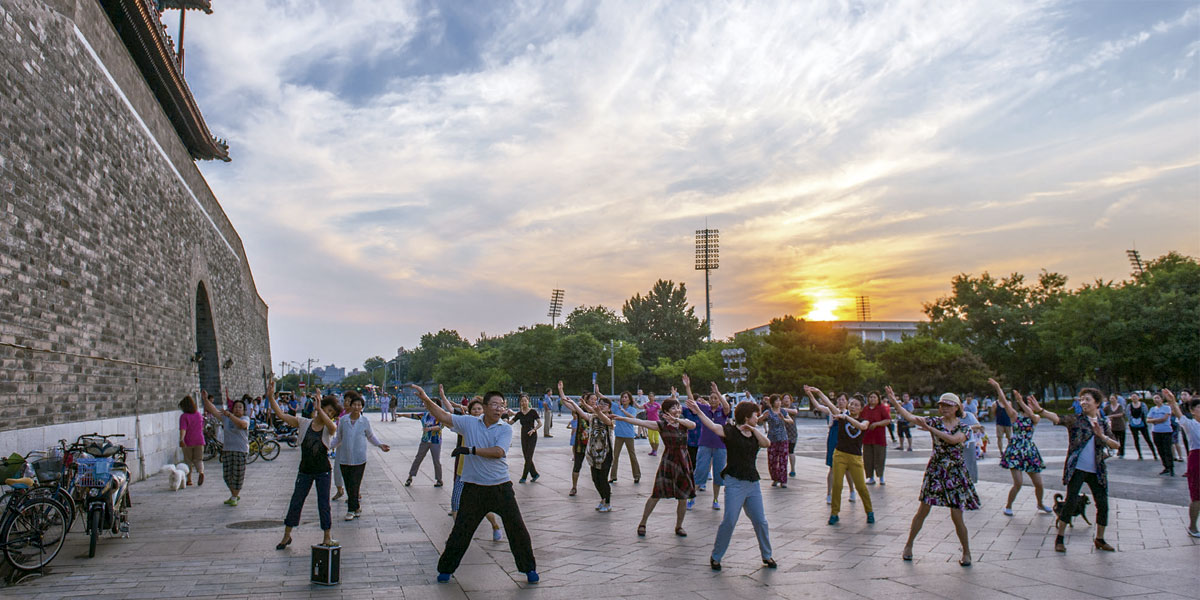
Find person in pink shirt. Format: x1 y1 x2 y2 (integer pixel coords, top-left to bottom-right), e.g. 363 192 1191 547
178 395 206 486
643 391 662 456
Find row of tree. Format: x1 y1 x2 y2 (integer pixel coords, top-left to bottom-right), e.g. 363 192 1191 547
284 252 1197 399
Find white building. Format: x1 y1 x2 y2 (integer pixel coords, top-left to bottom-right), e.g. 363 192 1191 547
740 320 920 342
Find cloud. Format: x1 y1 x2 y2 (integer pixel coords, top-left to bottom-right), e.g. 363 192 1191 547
174 0 1200 366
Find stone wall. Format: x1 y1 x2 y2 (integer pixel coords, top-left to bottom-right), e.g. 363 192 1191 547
0 0 270 474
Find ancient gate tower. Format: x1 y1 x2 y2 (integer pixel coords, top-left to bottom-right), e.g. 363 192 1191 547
0 0 271 479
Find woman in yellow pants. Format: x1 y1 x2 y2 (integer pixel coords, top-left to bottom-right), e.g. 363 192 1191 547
806 386 874 525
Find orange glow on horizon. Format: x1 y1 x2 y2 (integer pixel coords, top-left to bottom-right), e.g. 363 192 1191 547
805 299 841 321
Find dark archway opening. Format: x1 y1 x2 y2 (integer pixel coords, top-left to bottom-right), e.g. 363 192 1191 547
196 282 221 400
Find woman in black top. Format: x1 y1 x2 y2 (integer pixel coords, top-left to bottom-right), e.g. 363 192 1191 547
687 397 774 571
507 394 543 483
1126 393 1156 461
267 380 340 549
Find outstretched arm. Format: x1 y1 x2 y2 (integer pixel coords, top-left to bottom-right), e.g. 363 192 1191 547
805 387 833 417
989 378 1020 422
1163 389 1183 419
409 384 454 428
884 386 925 428
558 381 592 422
613 415 660 431
712 382 732 414
685 397 724 438
1028 396 1061 425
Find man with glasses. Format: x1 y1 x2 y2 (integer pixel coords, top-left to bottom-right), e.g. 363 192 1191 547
408 385 539 584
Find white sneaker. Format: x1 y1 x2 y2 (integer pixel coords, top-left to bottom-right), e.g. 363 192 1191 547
866 478 876 485
1188 528 1200 538
849 491 857 503
344 512 356 521
1003 508 1013 516
825 495 832 504
354 510 363 517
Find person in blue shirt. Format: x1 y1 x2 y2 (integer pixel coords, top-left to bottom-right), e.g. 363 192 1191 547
610 392 642 484
1147 393 1176 476
409 384 538 585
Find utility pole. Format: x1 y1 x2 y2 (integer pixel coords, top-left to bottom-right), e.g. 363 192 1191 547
607 339 622 395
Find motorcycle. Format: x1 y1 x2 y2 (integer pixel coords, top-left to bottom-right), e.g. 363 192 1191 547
72 433 132 558
272 423 298 448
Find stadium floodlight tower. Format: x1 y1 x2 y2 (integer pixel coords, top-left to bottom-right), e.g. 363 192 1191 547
695 227 719 341
1126 250 1144 277
856 296 871 322
548 288 565 327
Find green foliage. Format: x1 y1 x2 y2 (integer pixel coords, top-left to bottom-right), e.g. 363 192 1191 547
408 329 470 383
752 316 862 394
557 332 606 390
651 347 722 390
275 373 316 393
875 336 992 396
622 280 707 366
564 305 630 342
498 325 561 391
433 347 510 395
339 371 374 390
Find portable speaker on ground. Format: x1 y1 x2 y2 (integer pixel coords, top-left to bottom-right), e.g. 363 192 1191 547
311 543 340 586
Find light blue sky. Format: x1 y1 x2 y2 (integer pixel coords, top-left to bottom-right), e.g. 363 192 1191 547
181 0 1200 370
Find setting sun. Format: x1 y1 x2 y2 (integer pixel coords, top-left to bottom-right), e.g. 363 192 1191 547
805 299 841 321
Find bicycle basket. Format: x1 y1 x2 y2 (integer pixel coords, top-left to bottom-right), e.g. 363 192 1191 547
73 455 113 488
32 456 63 483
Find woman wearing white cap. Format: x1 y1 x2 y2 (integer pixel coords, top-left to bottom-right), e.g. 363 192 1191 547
886 387 979 566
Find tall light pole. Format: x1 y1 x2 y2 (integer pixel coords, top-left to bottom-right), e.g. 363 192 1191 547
695 227 719 341
721 348 747 392
606 339 623 395
548 288 565 327
1126 249 1145 277
855 296 871 322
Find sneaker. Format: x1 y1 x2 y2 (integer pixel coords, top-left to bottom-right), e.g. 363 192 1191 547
828 515 839 525
866 512 875 524
526 570 540 584
789 470 796 477
698 486 706 492
519 478 527 484
866 477 875 485
825 494 832 504
437 573 451 583
686 499 695 510
230 497 239 506
1038 506 1052 514
493 528 503 541
531 474 539 482
345 512 356 521
354 510 362 517
223 497 235 506
595 503 603 511
878 477 885 486
849 491 857 503
599 505 612 513
1003 508 1013 516
907 448 913 452
1187 528 1200 538
649 451 657 456
712 501 720 511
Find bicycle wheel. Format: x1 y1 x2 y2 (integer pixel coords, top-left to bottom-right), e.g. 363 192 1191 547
246 442 260 465
25 487 74 531
2 497 68 571
259 440 281 461
88 509 100 558
203 445 217 461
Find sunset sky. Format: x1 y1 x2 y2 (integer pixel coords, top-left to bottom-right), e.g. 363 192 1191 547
181 0 1200 369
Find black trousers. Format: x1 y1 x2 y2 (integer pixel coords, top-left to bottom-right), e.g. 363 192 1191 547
339 463 366 512
520 432 539 480
1113 429 1126 457
1061 470 1108 527
438 482 535 574
590 455 613 503
1153 431 1175 472
1129 426 1155 459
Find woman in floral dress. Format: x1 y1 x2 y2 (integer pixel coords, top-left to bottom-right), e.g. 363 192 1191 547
761 395 794 487
989 379 1052 516
612 395 697 537
887 387 979 567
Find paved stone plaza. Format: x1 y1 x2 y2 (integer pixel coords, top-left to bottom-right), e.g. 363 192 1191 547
9 417 1197 599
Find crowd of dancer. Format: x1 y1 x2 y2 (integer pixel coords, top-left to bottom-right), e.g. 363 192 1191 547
190 373 1200 584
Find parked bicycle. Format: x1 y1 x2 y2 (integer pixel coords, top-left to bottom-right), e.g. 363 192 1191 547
72 433 133 558
0 451 69 571
203 418 223 462
246 427 280 464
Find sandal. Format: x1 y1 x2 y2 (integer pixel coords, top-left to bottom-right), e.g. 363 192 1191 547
902 546 913 561
959 555 972 567
275 536 292 550
404 478 412 487
569 487 577 497
762 558 777 569
637 524 646 537
675 527 687 537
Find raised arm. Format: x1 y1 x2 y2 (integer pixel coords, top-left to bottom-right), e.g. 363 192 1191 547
681 374 694 405
265 379 299 428
685 397 724 438
409 384 454 428
989 378 1020 422
711 382 732 414
1163 389 1183 419
884 386 925 428
1028 396 1061 425
805 387 833 417
311 399 337 436
558 381 592 422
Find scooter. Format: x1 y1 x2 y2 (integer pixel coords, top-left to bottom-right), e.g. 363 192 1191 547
72 433 132 558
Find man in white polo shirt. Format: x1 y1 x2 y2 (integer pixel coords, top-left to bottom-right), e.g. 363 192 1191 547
408 385 538 584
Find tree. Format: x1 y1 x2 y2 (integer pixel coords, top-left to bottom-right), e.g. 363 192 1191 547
611 342 645 392
564 305 630 342
363 355 387 388
622 280 707 367
558 332 605 390
433 347 512 394
498 324 561 391
752 316 862 394
408 329 470 383
876 336 993 397
389 347 413 384
651 347 722 391
339 371 374 391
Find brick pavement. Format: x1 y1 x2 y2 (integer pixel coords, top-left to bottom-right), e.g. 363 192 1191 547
7 416 1197 599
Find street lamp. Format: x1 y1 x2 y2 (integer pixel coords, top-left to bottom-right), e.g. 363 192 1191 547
605 339 623 395
721 348 747 392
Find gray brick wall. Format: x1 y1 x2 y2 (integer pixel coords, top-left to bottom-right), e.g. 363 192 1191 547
0 0 272 432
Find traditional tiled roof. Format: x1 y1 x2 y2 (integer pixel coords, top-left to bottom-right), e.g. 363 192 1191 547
101 0 230 161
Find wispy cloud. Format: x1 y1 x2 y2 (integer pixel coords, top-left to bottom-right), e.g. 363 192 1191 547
177 0 1200 366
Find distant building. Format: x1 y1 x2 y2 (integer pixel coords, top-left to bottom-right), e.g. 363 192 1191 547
739 320 920 342
316 364 346 384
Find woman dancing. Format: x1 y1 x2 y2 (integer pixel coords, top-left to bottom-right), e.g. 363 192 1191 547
506 394 542 484
687 395 775 571
560 382 615 511
267 382 340 550
1162 389 1200 537
612 396 696 536
806 389 857 505
887 388 979 566
807 387 873 525
1126 393 1156 461
761 395 794 488
988 379 1051 516
610 391 642 484
1029 390 1118 553
781 393 801 477
688 376 732 511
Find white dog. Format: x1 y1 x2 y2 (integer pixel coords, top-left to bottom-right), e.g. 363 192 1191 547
161 463 190 491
